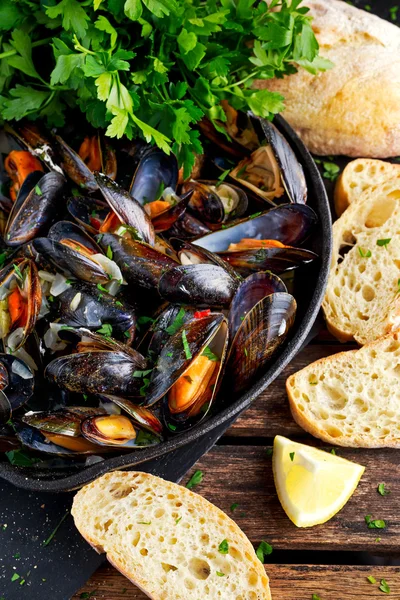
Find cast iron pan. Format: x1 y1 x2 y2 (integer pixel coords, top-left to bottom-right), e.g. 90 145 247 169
0 114 332 492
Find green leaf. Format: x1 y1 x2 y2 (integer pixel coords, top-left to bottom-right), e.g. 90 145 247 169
3 86 50 120
153 58 168 74
131 113 171 153
180 42 206 71
379 579 390 594
177 28 197 54
95 16 118 48
181 329 192 359
51 54 84 86
247 89 284 118
46 0 90 39
8 30 40 79
295 56 334 75
6 449 41 466
202 346 219 361
142 0 178 18
377 483 390 496
208 56 230 77
124 0 143 20
218 539 229 554
367 576 376 584
95 72 113 101
256 540 273 562
186 469 203 489
106 107 129 138
165 307 186 335
84 56 106 78
294 21 319 62
0 0 24 31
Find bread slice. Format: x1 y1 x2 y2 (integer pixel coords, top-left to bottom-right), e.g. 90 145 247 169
287 331 400 448
322 178 400 344
334 159 400 216
72 471 271 600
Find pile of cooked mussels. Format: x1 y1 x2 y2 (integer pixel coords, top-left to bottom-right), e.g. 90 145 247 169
0 107 318 463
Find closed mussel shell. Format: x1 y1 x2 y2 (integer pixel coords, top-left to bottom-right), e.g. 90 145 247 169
130 147 178 205
144 305 196 360
158 264 238 307
219 244 318 276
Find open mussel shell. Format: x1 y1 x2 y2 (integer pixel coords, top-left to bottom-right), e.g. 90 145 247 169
45 347 147 398
219 244 318 276
98 394 163 438
142 305 196 360
151 190 193 233
255 116 307 205
0 354 34 412
53 134 98 191
67 196 110 235
0 258 42 351
98 233 178 292
5 172 66 246
81 413 161 448
183 180 248 224
0 390 11 424
15 422 102 455
95 172 155 246
130 147 178 205
193 204 318 254
21 407 104 437
227 290 297 396
48 220 102 254
145 313 227 407
54 282 136 342
167 211 211 240
170 238 242 282
158 264 239 307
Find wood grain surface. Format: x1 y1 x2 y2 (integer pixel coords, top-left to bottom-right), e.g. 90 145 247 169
74 564 400 599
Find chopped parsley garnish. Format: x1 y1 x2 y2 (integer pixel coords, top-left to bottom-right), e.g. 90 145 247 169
265 448 273 457
249 211 262 219
97 283 108 293
358 247 371 258
80 592 96 599
379 579 391 594
244 348 248 357
389 6 399 21
43 510 69 546
11 573 20 582
289 452 295 462
312 595 322 600
96 323 113 337
216 571 225 577
218 539 229 554
124 330 131 338
13 264 23 281
115 301 123 308
215 169 231 187
377 239 391 248
35 184 43 196
186 470 203 490
65 279 73 285
167 423 177 432
136 430 159 446
365 515 386 529
166 352 173 357
133 369 153 378
256 540 273 562
165 307 186 335
367 576 377 584
202 346 219 361
182 330 192 359
378 483 390 496
137 521 151 525
106 245 113 259
322 161 340 181
5 449 40 466
330 448 337 455
175 516 182 524
230 503 239 512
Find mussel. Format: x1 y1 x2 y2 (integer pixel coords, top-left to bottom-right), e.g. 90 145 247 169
182 180 248 224
4 150 44 201
67 196 111 235
145 313 228 431
0 259 41 350
130 147 178 205
226 272 296 395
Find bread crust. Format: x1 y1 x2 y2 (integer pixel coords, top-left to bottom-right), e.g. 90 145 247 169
287 332 400 448
255 0 400 157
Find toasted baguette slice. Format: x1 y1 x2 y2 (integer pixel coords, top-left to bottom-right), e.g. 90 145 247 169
72 471 271 600
322 178 400 344
334 159 400 216
287 331 400 448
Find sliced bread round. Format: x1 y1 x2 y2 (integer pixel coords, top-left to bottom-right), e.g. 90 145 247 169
322 178 400 344
334 158 400 216
72 471 271 600
287 331 400 448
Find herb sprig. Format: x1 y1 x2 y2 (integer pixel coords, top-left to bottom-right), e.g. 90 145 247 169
0 0 330 176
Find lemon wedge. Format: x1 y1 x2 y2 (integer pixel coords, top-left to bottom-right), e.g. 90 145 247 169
273 435 365 527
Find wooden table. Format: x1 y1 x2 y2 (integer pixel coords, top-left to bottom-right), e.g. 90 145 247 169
73 330 400 599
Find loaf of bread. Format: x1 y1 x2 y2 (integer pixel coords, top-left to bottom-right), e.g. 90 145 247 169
287 331 400 448
72 471 271 600
322 178 400 344
255 0 400 157
334 159 400 216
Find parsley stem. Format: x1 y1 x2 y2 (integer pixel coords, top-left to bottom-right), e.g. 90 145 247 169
0 37 53 60
215 69 259 91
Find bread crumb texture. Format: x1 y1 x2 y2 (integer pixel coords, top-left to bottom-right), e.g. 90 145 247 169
287 332 400 448
323 180 400 344
72 471 271 600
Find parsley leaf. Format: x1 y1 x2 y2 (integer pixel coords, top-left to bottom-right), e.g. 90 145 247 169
379 579 390 594
377 483 390 496
165 307 186 335
256 540 273 562
186 470 203 489
218 539 229 554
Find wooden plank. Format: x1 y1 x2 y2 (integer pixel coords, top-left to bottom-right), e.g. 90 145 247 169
74 564 400 599
185 445 400 551
227 344 356 438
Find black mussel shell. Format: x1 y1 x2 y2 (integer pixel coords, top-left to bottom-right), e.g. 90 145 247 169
33 238 109 284
67 196 110 234
95 172 155 246
255 116 307 204
14 422 100 455
168 211 211 240
55 281 136 342
227 291 297 395
5 172 66 246
170 238 242 282
0 390 11 424
184 180 248 224
193 204 318 254
145 312 226 406
130 147 178 205
219 244 318 276
151 190 192 234
53 134 98 191
22 407 105 436
158 264 238 307
45 349 147 397
48 220 103 254
144 305 196 360
0 354 34 412
98 232 177 292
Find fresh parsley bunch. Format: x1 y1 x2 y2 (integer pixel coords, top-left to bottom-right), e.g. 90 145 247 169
0 0 331 175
